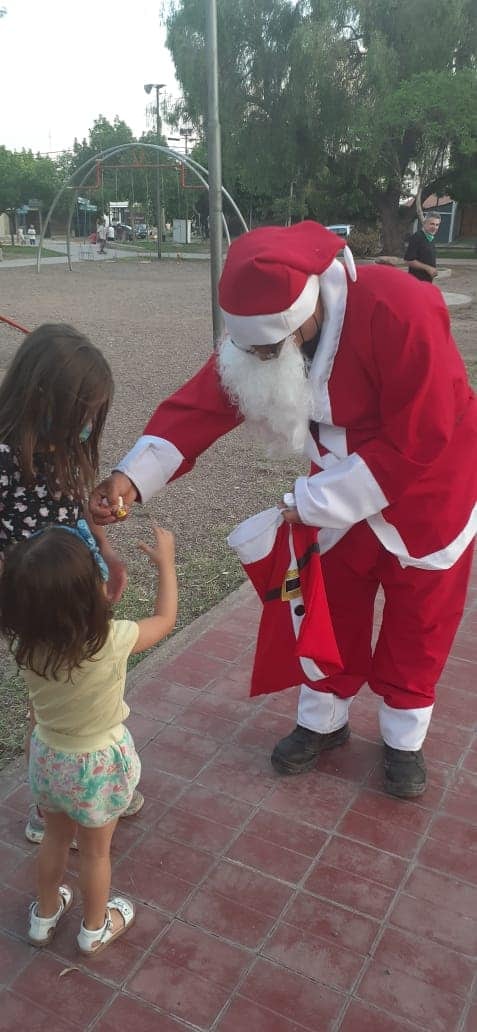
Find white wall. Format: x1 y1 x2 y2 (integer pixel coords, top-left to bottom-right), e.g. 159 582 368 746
0 213 11 238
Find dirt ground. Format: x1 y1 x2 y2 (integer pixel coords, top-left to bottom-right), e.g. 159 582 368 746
0 256 475 765
0 257 308 588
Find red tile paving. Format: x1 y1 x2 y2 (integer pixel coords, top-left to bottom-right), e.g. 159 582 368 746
0 567 476 1031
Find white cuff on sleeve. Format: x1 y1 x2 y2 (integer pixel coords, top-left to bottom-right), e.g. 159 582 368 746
115 435 184 504
294 453 388 528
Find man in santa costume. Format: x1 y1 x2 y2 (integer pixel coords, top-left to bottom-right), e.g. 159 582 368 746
91 221 477 799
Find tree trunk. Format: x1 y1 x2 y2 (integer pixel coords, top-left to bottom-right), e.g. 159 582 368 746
377 189 414 256
415 185 424 226
8 211 15 247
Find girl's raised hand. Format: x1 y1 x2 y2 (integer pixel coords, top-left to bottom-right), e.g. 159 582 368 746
137 525 175 568
131 526 178 654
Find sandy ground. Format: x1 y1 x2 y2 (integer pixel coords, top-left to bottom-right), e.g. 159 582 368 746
0 255 309 571
438 264 476 366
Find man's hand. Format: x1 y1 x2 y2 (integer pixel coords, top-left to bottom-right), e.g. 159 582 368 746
429 266 438 279
278 502 303 524
89 472 138 525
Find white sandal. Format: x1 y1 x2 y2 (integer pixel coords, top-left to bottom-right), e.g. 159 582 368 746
28 884 74 946
77 896 135 955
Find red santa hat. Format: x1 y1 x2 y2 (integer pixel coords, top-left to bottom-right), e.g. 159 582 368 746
219 221 348 350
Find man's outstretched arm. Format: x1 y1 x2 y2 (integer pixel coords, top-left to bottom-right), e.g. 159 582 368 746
90 354 243 524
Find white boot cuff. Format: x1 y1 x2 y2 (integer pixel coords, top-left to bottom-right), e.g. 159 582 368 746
298 685 350 733
379 701 433 750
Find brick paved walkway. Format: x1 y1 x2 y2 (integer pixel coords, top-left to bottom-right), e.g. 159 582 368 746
0 564 476 1031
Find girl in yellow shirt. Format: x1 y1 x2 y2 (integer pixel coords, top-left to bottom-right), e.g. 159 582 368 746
0 322 144 844
0 521 177 955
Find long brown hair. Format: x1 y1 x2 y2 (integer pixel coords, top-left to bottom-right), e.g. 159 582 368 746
0 323 113 498
0 528 111 678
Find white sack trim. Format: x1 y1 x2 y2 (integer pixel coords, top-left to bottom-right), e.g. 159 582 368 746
227 506 284 564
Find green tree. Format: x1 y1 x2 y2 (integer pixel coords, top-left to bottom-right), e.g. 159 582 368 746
136 129 181 227
70 116 137 220
441 153 477 206
0 146 60 241
339 0 477 250
165 0 477 250
69 116 182 228
166 0 304 225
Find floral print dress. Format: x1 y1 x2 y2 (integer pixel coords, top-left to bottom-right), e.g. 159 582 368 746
0 443 82 559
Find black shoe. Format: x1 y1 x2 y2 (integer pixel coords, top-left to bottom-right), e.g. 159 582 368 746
271 723 350 775
383 744 427 798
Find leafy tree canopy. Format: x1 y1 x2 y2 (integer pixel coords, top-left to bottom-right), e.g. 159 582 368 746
0 146 61 235
165 0 477 250
66 115 199 226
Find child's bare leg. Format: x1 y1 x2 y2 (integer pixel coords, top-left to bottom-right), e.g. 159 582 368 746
76 819 120 930
25 708 38 765
37 810 76 916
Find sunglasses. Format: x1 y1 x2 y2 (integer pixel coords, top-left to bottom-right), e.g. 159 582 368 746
230 338 287 360
230 314 320 360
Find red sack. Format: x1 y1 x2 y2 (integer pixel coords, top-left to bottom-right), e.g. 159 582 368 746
227 508 342 696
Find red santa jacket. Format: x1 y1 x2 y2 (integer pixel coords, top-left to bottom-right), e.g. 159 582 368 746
117 262 477 569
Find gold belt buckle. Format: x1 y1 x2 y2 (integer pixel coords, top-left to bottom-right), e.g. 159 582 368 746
281 568 301 602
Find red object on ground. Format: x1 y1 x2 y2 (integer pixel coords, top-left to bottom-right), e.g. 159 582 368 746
0 314 30 335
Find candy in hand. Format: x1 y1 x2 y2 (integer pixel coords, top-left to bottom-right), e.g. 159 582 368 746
116 495 128 520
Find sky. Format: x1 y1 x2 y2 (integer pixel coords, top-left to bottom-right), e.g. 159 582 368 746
0 0 180 155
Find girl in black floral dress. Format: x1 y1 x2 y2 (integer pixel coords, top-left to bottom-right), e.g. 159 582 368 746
0 324 143 841
0 324 112 556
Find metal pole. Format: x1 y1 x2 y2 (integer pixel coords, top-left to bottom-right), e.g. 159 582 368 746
156 86 162 260
205 0 224 344
184 131 189 243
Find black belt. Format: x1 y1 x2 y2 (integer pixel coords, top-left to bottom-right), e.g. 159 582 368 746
264 542 320 602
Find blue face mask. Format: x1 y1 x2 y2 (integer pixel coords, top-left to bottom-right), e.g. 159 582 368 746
79 421 93 443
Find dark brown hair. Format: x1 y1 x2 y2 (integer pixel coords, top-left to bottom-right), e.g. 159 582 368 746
0 323 113 499
0 528 111 678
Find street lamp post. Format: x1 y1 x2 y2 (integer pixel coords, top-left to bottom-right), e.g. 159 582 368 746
168 128 197 244
144 82 166 259
205 0 224 343
180 129 196 244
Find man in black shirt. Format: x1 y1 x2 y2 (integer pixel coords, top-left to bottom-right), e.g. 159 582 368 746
404 212 441 282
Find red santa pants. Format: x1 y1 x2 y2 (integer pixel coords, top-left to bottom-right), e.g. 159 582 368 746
298 521 474 748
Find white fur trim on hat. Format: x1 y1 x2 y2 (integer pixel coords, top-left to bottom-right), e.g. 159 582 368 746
222 275 320 350
343 246 357 282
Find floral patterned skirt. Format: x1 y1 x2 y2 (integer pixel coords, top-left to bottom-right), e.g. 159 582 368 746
29 726 141 827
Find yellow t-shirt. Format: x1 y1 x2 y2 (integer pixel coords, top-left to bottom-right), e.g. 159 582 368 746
25 619 139 752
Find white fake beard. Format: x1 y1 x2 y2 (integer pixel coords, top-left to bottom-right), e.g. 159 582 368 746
217 335 313 456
